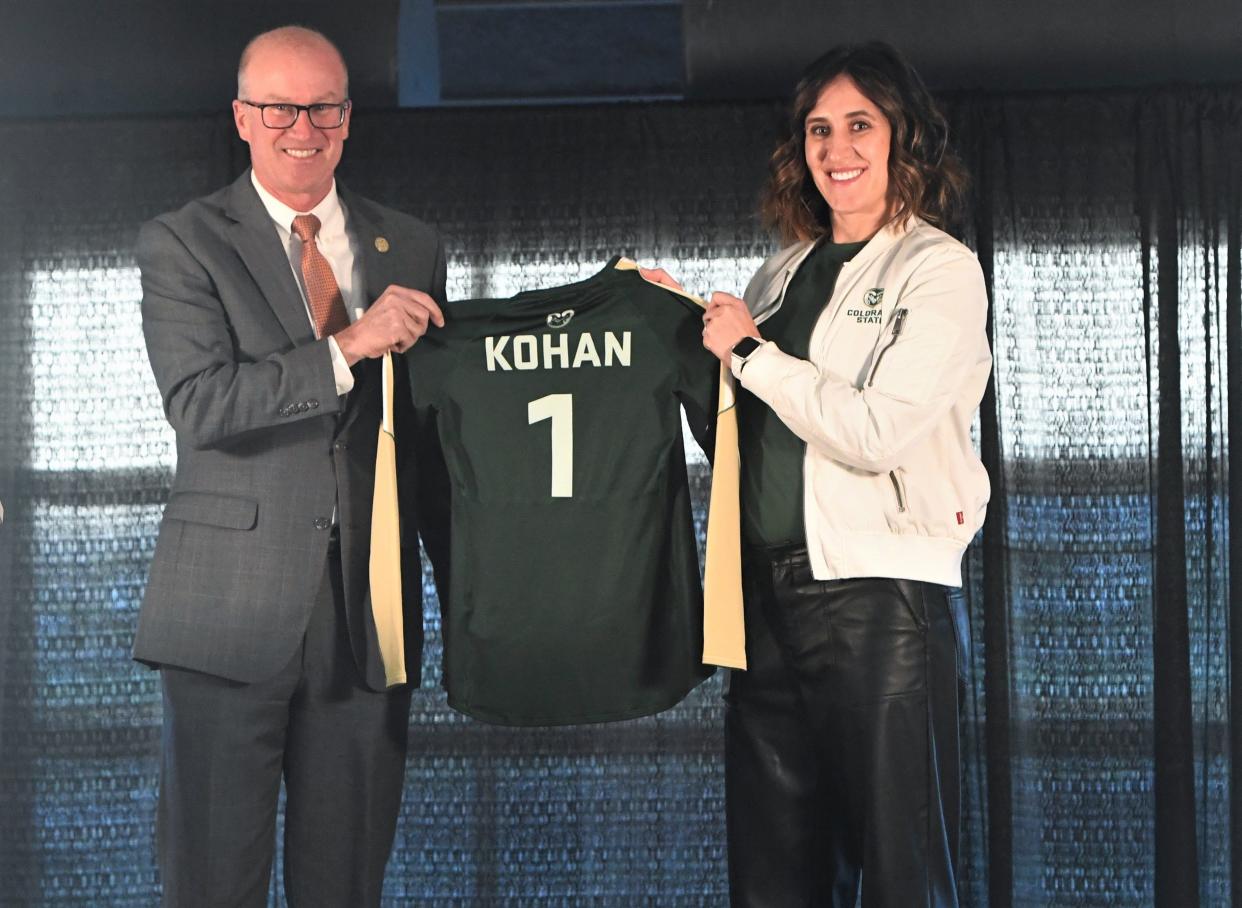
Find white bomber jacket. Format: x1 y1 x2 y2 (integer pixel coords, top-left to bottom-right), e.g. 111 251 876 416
733 216 992 587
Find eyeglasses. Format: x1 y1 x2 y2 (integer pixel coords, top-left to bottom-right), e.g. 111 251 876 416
239 100 351 129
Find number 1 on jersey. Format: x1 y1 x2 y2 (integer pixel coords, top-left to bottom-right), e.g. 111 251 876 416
527 393 574 498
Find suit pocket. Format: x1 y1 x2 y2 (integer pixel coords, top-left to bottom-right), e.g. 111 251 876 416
164 491 258 530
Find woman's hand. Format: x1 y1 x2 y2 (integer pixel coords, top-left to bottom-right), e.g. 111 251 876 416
703 292 761 363
638 266 686 293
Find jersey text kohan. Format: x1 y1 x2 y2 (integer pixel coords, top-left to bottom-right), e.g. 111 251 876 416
484 330 632 371
406 257 717 726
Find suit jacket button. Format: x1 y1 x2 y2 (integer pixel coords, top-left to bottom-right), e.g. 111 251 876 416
314 517 330 530
309 399 320 409
298 402 309 412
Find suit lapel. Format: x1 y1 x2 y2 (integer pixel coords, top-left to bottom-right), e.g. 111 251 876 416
224 173 316 347
335 187 398 434
342 187 403 304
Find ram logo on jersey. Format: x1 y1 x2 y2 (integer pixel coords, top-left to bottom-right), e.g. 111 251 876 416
484 330 632 371
546 309 574 329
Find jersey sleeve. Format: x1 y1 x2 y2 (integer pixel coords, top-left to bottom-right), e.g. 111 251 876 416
404 297 497 411
635 283 718 456
404 328 447 411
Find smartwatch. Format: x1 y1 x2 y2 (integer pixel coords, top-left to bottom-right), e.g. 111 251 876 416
730 335 764 372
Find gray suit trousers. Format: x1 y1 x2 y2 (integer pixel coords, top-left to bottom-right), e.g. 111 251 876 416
157 540 413 908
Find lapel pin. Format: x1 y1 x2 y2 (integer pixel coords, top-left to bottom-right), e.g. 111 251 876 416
374 236 390 253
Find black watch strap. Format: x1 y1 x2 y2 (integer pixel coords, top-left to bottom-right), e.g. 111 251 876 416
731 336 763 360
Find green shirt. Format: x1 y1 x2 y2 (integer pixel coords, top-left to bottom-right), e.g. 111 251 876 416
738 239 866 547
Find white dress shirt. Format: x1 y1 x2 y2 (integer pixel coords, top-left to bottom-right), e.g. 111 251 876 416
251 172 365 395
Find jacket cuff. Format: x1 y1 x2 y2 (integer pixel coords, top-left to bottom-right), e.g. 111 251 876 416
731 339 778 383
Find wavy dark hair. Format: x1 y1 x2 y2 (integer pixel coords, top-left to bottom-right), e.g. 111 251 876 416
761 42 969 243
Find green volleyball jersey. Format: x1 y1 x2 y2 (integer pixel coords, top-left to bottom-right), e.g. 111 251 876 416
407 258 717 726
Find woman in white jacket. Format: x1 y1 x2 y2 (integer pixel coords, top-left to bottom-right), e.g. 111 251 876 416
661 42 991 906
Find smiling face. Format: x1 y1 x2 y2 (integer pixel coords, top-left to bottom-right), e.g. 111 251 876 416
232 35 350 212
802 75 894 243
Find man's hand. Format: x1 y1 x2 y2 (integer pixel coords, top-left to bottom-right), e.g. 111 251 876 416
702 291 761 363
334 285 445 365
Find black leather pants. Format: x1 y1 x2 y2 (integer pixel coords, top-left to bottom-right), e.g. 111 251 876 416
725 544 965 908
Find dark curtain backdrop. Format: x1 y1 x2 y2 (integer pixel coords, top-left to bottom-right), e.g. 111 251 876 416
0 85 1238 906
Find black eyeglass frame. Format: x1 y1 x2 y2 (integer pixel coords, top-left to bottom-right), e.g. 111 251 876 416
238 99 352 129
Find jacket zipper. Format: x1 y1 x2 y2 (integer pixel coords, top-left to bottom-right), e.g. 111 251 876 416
871 307 909 512
866 307 908 387
888 470 907 513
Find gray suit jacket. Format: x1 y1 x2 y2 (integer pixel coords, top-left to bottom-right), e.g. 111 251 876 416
134 171 448 690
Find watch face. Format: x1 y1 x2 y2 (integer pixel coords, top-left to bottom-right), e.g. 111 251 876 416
732 337 762 358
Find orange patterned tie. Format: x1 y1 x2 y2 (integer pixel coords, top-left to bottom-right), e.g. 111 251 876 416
291 214 350 339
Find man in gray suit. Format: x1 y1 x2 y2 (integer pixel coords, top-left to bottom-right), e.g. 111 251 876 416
135 26 447 907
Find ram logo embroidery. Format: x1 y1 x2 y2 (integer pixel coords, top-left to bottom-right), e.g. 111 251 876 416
546 309 575 329
863 288 884 308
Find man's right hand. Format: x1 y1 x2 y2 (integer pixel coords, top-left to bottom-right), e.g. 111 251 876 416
334 284 446 365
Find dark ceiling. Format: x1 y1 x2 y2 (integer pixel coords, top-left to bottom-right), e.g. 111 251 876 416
683 0 1242 97
2 0 1239 118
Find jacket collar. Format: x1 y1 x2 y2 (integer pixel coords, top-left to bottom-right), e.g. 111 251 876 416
223 172 394 429
813 214 920 276
844 214 918 270
224 171 315 347
750 216 923 324
222 172 405 332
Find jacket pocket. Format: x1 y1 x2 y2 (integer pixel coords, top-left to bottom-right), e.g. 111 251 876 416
806 455 905 535
888 470 908 513
898 450 989 543
163 491 258 530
